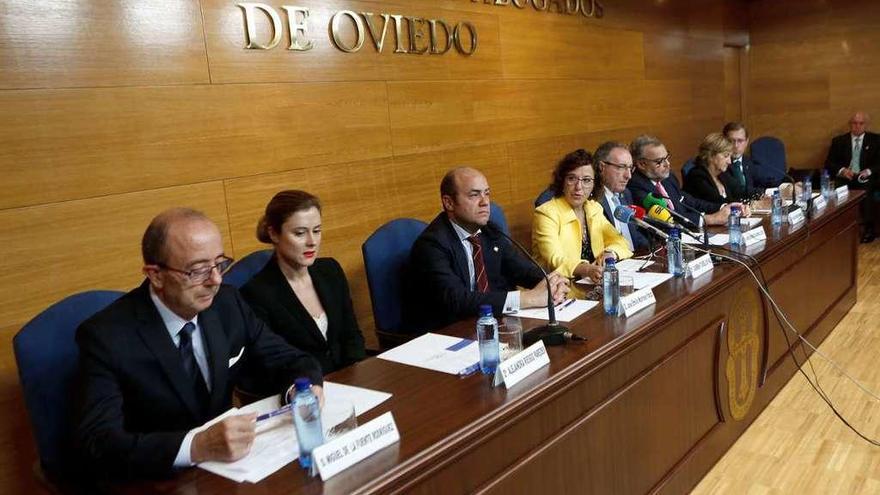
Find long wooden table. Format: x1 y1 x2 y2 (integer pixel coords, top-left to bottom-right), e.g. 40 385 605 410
120 191 862 495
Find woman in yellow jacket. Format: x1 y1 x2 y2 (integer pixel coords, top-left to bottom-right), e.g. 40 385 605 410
533 149 633 283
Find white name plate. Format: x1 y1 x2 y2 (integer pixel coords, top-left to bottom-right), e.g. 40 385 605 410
500 340 550 389
620 288 656 317
742 226 767 247
836 185 849 203
787 208 805 225
687 253 714 279
812 195 827 211
313 411 400 481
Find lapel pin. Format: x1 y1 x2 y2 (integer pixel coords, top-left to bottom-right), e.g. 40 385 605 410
493 246 499 252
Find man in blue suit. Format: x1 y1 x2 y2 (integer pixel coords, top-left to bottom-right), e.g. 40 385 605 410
404 167 568 332
627 135 733 227
593 141 651 252
721 122 759 201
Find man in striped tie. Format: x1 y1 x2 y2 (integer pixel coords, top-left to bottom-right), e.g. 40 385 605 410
406 167 569 331
824 111 879 243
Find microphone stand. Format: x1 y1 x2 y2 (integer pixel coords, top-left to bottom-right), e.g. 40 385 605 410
484 223 581 346
656 194 709 248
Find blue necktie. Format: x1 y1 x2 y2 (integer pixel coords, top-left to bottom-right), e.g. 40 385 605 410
611 194 634 250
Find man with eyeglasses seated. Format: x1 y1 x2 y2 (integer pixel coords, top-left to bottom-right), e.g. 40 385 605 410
627 134 736 227
74 208 322 482
593 141 651 253
404 167 569 332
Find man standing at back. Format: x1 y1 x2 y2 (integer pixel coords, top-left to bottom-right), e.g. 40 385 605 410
75 208 323 480
721 122 757 201
824 111 878 243
405 167 568 332
593 141 650 252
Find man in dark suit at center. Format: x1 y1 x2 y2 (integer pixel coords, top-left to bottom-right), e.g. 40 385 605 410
627 134 734 227
75 208 323 480
824 111 879 243
404 167 568 332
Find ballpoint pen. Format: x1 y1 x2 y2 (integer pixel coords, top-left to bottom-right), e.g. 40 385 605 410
256 404 292 422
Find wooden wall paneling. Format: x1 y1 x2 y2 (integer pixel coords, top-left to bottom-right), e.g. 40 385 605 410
747 39 838 81
0 82 392 210
0 0 209 89
202 0 503 84
499 14 645 80
747 0 829 45
748 111 837 168
723 46 742 122
748 75 830 116
0 182 231 330
643 34 725 82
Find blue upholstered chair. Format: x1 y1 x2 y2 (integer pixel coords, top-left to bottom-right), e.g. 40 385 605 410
362 218 427 349
750 136 787 188
489 201 510 235
224 249 273 288
681 158 697 186
534 187 555 208
13 290 124 481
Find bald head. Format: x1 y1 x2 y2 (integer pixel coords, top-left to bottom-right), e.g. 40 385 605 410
440 167 491 233
850 112 870 137
142 208 216 266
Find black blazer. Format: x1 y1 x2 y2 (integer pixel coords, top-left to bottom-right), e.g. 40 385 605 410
598 188 651 252
627 169 720 225
824 131 880 186
719 155 757 201
74 281 322 480
403 213 544 332
683 165 736 211
240 257 366 375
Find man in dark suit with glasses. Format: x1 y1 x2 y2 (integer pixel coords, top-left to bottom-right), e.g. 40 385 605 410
75 207 322 480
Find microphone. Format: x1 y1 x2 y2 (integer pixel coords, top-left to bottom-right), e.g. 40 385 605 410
643 193 701 232
613 205 669 240
646 204 673 224
481 222 584 346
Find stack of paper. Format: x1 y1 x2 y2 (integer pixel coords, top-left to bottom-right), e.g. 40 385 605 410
514 299 598 322
198 382 391 483
377 333 480 374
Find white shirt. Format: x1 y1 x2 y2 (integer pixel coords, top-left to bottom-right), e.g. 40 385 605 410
603 187 634 251
149 288 210 469
449 219 520 313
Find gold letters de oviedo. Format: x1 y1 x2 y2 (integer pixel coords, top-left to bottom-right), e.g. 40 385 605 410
238 3 478 56
471 0 604 18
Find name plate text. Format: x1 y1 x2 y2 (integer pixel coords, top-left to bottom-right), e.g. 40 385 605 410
836 185 849 203
500 340 550 388
313 412 400 480
620 288 656 317
742 226 767 247
787 208 805 225
687 253 714 279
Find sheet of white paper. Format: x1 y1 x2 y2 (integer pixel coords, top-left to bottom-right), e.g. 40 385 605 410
681 231 730 246
198 382 392 483
614 258 655 272
513 299 598 322
626 271 673 290
377 332 479 375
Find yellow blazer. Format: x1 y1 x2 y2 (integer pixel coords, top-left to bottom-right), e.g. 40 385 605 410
532 196 633 278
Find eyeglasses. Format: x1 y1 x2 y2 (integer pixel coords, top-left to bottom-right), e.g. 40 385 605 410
643 154 671 166
565 175 594 187
603 161 634 172
159 256 235 284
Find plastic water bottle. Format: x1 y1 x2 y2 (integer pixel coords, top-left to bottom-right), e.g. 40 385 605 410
476 305 499 374
771 190 783 226
802 177 812 205
666 228 685 277
728 205 742 247
820 169 831 199
603 257 619 316
291 377 324 470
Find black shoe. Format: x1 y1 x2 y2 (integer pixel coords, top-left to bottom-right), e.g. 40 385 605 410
861 232 876 243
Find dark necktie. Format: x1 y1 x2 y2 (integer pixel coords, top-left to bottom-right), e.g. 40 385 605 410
467 234 490 293
581 219 595 263
732 158 746 187
179 322 210 406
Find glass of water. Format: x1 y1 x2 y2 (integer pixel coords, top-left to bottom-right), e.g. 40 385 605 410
321 399 357 440
498 316 524 362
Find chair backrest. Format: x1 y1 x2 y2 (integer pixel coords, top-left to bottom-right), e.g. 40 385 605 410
361 218 427 334
13 290 124 475
534 187 555 208
224 249 273 288
750 136 787 188
489 201 510 235
681 158 697 182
